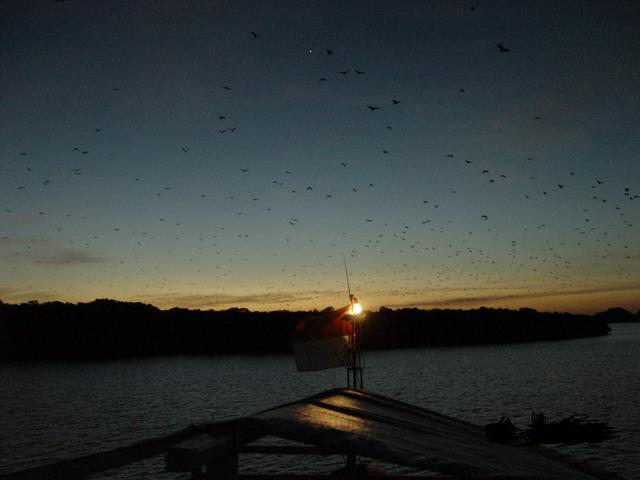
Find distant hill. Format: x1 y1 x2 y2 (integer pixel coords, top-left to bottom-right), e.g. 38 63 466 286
593 307 639 323
0 299 611 361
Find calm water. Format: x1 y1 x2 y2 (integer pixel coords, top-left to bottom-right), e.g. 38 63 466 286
1 324 638 479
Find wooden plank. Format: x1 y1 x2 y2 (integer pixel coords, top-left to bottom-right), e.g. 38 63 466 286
166 418 266 473
240 445 342 455
0 423 218 480
238 475 454 480
204 453 238 480
166 433 235 472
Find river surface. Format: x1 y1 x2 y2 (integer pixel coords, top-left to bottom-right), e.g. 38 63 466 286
1 323 638 479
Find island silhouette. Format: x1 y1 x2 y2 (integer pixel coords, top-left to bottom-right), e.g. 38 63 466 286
0 299 632 361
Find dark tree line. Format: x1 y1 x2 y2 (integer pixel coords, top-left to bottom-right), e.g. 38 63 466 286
0 299 622 361
362 307 615 349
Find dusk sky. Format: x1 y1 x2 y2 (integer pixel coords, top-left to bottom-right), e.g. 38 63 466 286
1 0 639 313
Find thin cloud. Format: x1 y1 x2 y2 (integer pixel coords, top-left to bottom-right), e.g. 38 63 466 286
33 250 110 266
0 236 56 246
138 289 346 310
387 284 640 309
0 287 59 304
0 237 109 267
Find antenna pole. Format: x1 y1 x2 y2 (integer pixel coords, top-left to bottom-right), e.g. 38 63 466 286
343 253 352 299
342 254 363 390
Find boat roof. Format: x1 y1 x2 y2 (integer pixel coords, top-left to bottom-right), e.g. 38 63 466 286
248 388 603 480
3 388 613 480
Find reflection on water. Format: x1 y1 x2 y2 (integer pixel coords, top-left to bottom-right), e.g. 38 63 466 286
1 324 638 479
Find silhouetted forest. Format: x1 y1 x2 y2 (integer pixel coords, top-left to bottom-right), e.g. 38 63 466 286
0 299 626 361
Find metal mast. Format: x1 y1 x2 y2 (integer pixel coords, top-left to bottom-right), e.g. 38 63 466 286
343 254 363 389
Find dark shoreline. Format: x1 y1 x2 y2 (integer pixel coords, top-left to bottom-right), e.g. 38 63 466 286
1 299 633 361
